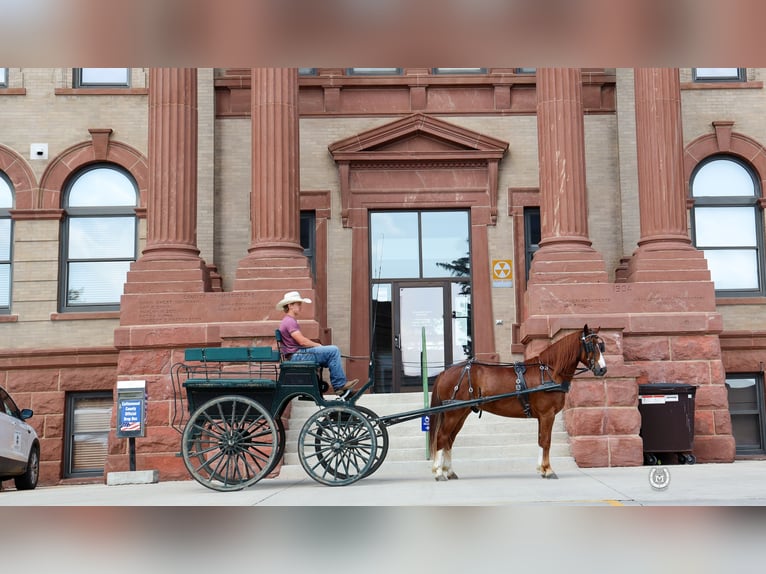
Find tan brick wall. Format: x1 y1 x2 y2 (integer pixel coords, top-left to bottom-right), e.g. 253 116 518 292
2 68 148 350
214 118 251 289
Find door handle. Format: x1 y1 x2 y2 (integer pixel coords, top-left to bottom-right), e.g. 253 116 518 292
394 334 401 350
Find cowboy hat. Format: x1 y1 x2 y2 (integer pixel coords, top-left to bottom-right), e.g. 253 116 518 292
276 291 312 310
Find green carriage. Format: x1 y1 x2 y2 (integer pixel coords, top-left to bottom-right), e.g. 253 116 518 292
171 342 388 492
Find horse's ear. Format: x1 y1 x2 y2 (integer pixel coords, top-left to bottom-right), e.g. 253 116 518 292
583 324 589 335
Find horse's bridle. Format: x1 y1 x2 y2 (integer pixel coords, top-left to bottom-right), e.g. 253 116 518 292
580 333 606 373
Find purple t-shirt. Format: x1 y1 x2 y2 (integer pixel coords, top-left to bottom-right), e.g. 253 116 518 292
279 315 303 354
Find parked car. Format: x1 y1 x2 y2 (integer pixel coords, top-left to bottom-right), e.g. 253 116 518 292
0 385 40 490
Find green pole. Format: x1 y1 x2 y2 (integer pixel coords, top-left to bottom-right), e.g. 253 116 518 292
422 326 429 458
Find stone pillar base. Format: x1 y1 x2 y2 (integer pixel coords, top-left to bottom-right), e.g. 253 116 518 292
625 246 711 283
234 255 314 292
528 248 609 285
124 258 211 294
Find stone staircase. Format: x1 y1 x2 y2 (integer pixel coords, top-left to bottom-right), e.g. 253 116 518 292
278 392 573 480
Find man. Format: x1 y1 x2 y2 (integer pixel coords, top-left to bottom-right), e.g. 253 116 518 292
277 291 358 396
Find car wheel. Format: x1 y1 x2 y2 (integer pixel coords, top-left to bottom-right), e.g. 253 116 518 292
14 444 39 490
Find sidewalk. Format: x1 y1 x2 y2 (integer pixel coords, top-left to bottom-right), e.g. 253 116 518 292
2 458 765 506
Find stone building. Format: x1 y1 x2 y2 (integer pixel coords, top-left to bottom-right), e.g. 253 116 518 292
1 67 762 486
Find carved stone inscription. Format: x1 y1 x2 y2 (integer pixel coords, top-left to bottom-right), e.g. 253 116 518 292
125 292 272 326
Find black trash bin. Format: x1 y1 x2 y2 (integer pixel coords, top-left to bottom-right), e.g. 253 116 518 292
638 383 697 465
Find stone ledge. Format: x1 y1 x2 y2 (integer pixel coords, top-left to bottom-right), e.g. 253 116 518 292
106 470 159 486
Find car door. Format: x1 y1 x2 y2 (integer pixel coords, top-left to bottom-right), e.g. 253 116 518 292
0 388 31 469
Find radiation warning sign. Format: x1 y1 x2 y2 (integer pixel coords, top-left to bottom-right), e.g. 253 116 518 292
492 259 513 287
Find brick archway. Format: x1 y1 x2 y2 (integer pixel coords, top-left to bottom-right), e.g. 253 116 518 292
39 129 148 209
0 144 37 209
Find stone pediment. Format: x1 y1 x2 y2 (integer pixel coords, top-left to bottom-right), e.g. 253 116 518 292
328 113 508 162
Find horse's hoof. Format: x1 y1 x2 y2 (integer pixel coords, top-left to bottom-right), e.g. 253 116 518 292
447 473 459 480
542 472 558 480
435 474 449 482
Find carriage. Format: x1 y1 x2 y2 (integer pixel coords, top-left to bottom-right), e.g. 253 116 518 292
170 326 607 491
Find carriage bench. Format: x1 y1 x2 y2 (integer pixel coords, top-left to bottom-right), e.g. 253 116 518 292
177 345 323 415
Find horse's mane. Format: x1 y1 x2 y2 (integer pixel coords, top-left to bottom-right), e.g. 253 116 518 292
536 330 582 379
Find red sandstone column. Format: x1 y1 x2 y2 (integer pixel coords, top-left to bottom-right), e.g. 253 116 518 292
234 68 314 317
247 67 302 258
124 68 210 293
528 68 607 284
625 68 709 281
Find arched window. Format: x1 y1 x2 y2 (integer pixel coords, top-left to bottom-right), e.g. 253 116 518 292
0 171 13 312
60 164 138 311
690 156 764 295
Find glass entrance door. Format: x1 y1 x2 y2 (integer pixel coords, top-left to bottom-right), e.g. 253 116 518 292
397 285 445 391
370 281 470 393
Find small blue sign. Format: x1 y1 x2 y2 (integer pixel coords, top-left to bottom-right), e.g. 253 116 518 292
421 415 430 432
117 398 144 438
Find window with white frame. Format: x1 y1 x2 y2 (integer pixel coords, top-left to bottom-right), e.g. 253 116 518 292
0 172 13 312
0 68 7 87
60 164 138 311
690 156 764 295
693 68 745 82
74 68 130 87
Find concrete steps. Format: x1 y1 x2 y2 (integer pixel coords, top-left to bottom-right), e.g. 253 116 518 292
278 392 572 479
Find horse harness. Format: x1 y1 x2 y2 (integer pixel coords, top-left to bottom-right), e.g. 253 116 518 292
449 359 563 418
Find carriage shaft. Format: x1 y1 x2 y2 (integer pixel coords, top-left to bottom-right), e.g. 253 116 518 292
375 382 566 428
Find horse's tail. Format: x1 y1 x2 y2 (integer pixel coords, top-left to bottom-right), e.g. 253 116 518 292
428 373 444 459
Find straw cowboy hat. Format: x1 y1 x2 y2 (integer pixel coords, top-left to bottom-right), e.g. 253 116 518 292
276 291 312 310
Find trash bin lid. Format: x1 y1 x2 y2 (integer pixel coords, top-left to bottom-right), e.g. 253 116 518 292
638 382 696 396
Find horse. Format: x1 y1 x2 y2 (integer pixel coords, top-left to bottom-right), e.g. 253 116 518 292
429 324 607 480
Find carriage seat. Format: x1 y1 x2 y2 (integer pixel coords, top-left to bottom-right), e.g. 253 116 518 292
181 346 281 389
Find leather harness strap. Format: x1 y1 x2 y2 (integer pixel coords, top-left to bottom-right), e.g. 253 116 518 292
514 363 533 418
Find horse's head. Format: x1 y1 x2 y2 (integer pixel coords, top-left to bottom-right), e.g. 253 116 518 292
580 324 607 377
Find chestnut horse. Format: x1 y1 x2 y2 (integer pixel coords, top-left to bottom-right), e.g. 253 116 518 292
429 325 607 480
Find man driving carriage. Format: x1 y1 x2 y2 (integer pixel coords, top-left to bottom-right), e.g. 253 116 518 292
276 291 358 396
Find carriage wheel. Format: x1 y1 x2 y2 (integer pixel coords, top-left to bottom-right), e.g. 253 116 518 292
310 405 389 480
298 405 377 486
182 395 279 491
354 405 389 478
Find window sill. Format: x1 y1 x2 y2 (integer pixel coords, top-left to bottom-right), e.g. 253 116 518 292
681 81 763 90
0 314 18 322
51 311 121 320
0 88 26 95
716 297 766 305
55 88 148 96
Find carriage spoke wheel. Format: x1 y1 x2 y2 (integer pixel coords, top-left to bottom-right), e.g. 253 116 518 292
309 405 388 480
298 405 377 486
182 395 278 492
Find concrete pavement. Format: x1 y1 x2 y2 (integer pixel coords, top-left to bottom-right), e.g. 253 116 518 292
2 457 765 506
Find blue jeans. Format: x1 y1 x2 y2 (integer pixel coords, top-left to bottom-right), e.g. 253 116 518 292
289 345 347 389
